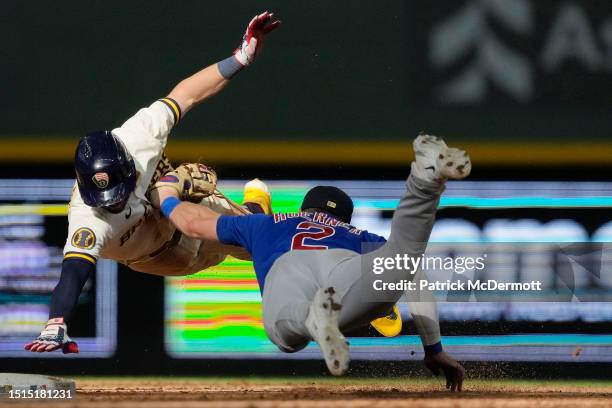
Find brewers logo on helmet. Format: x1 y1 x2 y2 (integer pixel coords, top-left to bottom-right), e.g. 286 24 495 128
92 172 109 189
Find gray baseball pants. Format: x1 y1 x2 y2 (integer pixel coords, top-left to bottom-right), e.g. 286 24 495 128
261 175 443 352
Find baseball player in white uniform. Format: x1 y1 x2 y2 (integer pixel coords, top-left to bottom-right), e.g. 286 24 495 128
25 11 281 354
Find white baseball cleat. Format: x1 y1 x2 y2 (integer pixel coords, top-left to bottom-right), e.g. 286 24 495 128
411 133 471 182
305 287 350 376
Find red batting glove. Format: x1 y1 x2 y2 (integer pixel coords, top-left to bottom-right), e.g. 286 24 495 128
234 11 281 66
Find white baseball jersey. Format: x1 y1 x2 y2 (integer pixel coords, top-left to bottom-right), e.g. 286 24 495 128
63 99 246 275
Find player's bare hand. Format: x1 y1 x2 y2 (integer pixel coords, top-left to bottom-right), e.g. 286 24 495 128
234 11 281 66
24 318 79 354
424 351 465 392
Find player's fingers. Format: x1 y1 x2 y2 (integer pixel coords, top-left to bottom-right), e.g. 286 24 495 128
246 15 258 35
450 365 465 392
252 12 270 30
456 365 465 392
263 20 281 34
35 343 48 352
443 368 457 391
29 342 44 352
32 340 54 352
43 343 60 352
24 342 35 351
36 341 53 352
30 343 46 352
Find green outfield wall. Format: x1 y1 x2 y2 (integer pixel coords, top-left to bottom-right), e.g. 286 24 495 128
2 1 611 164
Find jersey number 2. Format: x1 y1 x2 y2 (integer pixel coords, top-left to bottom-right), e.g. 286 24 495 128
291 221 336 250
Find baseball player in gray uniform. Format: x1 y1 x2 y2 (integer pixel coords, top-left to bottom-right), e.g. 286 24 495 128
154 134 470 391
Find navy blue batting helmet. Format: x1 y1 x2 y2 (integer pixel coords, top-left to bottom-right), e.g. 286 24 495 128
74 131 137 207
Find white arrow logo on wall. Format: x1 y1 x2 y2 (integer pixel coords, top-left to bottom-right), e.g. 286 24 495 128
430 0 533 103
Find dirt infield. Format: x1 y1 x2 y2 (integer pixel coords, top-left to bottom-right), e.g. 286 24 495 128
3 377 612 408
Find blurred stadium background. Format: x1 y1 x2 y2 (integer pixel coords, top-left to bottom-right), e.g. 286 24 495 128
1 0 612 378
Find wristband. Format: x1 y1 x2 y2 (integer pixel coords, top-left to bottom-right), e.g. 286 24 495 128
424 341 443 356
217 55 244 79
161 196 181 218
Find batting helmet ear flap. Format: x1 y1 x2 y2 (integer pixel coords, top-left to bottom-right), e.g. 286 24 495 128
75 131 137 207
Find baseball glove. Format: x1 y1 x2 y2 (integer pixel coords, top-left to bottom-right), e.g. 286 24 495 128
149 163 218 206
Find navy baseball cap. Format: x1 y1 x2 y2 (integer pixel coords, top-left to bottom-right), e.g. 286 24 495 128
300 186 354 224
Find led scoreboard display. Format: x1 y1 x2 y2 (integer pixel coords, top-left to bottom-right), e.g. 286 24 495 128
0 180 117 358
2 179 608 361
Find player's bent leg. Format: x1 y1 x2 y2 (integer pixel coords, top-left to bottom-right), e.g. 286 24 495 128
261 252 320 353
386 134 471 251
261 250 351 375
305 287 350 376
326 174 446 332
127 231 208 276
330 135 472 332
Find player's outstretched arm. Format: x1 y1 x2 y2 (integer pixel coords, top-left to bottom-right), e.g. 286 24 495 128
166 11 280 116
24 258 92 353
155 185 221 241
407 269 465 391
168 200 221 241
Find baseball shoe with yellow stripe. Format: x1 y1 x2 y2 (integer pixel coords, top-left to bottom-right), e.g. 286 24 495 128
370 304 402 337
243 178 273 215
